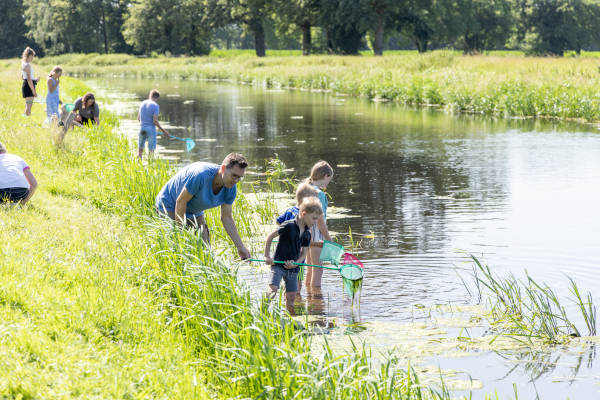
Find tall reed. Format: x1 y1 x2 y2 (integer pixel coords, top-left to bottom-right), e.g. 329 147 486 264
469 255 597 343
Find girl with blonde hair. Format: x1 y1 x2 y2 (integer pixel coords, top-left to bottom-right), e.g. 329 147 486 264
46 66 63 121
21 47 39 116
304 161 334 288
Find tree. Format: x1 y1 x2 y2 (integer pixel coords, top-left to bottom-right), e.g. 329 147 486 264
123 0 210 55
23 0 129 54
454 0 513 54
0 0 32 58
365 0 402 56
513 0 600 55
275 0 321 55
319 0 369 54
395 0 462 53
206 0 271 57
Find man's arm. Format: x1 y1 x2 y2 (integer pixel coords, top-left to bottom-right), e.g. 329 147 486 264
175 187 194 225
153 114 170 137
221 203 250 259
21 168 37 205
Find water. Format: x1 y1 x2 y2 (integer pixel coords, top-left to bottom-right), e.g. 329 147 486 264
88 77 600 398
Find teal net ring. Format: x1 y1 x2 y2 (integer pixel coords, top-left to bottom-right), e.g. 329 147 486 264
339 264 364 281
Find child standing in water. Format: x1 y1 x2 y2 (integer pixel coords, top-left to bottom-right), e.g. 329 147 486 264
276 182 319 294
46 66 62 122
21 47 39 116
305 161 334 288
264 197 322 315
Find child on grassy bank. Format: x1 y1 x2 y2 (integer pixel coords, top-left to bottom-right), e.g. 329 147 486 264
21 47 38 116
264 196 322 314
46 66 62 122
0 141 37 205
305 161 334 288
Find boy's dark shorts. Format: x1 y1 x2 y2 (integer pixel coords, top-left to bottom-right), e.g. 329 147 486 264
0 187 29 203
270 265 299 292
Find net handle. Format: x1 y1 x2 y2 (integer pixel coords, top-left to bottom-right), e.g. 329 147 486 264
248 259 340 270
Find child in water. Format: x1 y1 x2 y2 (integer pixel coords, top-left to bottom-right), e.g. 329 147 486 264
304 161 334 288
264 197 322 314
275 182 319 294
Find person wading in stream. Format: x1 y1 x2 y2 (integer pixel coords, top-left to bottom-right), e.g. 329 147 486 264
155 152 251 259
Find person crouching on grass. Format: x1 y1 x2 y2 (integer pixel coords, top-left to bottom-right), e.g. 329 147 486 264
264 197 322 315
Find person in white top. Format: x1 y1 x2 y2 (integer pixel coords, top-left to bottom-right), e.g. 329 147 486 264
0 142 38 205
21 47 39 117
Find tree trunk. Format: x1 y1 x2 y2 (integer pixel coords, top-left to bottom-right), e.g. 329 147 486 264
252 22 266 57
373 12 384 56
100 1 108 54
301 23 311 56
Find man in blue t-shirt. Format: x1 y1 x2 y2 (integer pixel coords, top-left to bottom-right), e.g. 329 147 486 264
155 152 251 259
138 89 170 159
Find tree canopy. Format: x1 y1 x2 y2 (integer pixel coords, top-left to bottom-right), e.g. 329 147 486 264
3 0 600 57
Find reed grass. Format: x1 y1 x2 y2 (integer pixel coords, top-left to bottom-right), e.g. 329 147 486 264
22 50 600 122
469 255 597 343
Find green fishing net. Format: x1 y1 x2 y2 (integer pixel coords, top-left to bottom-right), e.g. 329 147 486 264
319 240 345 265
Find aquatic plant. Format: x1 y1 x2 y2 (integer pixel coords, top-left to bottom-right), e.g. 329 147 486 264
469 255 597 343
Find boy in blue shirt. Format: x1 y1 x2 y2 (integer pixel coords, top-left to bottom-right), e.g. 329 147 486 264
138 89 170 159
275 182 319 224
264 197 322 315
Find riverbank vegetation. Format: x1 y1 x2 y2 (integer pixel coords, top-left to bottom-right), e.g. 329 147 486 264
0 65 466 398
25 51 600 122
467 256 597 344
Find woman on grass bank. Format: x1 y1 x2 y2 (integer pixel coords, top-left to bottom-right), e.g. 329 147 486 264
0 142 37 205
21 47 39 116
64 93 100 130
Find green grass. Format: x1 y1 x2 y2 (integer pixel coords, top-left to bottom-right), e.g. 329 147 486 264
468 255 597 344
19 50 600 122
0 65 471 398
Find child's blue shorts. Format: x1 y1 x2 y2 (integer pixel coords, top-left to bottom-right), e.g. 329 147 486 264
270 265 299 292
139 126 157 151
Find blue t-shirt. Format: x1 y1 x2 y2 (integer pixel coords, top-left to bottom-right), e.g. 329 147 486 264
139 99 159 129
313 185 328 219
276 206 299 224
155 162 237 217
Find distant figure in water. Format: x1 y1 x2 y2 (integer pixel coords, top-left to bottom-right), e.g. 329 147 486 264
138 89 170 159
155 152 251 259
0 142 38 205
264 196 322 315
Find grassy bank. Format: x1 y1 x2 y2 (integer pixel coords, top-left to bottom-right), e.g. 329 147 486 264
20 51 600 123
0 67 468 398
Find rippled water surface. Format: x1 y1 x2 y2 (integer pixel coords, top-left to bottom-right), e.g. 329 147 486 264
89 77 600 398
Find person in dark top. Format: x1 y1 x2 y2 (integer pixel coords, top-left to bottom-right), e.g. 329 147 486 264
263 196 322 314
